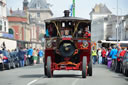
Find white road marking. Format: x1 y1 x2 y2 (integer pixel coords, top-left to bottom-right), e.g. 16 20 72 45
27 79 38 85
72 79 79 85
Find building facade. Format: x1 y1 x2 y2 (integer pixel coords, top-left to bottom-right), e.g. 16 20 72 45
90 4 112 43
90 4 112 20
6 0 53 49
90 3 128 49
7 9 31 48
0 0 8 33
27 0 53 48
119 15 128 40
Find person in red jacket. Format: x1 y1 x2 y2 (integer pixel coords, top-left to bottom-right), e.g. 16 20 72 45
101 47 106 64
119 48 126 72
119 48 126 61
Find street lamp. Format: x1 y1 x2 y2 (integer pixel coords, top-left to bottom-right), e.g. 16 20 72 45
116 0 119 45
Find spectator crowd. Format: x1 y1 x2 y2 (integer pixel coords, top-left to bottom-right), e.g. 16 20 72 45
0 47 44 70
92 45 128 77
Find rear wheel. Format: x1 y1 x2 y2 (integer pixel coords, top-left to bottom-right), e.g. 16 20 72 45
47 56 53 78
44 63 47 76
88 56 92 76
82 56 87 78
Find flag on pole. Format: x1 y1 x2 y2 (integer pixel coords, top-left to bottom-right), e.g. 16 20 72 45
70 4 73 16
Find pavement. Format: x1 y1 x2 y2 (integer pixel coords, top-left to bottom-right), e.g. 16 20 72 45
0 64 128 85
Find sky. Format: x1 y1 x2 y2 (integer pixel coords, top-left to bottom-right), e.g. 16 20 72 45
6 0 128 19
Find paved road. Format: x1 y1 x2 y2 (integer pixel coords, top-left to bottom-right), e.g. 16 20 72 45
0 64 128 85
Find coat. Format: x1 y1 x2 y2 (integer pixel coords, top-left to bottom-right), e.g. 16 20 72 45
18 50 26 60
38 50 44 57
109 48 118 59
102 49 106 58
27 48 33 56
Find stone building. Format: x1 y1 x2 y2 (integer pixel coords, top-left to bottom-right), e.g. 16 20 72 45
0 0 9 35
119 15 128 40
90 3 112 43
90 3 128 48
6 0 53 48
27 0 53 48
90 3 112 20
7 8 30 48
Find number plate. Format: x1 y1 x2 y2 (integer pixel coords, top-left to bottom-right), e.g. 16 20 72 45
60 64 66 68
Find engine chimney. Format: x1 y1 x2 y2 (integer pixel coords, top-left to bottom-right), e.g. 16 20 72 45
64 10 70 17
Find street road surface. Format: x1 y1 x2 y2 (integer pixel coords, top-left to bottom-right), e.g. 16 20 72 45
0 64 128 85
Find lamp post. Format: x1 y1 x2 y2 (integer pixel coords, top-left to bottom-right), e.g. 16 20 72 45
116 0 119 45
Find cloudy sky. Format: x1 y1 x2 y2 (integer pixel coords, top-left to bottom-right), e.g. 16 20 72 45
6 0 128 19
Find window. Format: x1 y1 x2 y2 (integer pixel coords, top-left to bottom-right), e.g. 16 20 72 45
37 12 40 17
9 28 14 34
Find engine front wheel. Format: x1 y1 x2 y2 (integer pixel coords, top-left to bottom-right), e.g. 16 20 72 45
47 56 53 78
82 56 87 78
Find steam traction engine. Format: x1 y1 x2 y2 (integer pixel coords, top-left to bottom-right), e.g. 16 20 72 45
44 10 92 78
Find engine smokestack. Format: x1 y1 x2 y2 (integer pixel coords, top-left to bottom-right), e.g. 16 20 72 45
64 10 70 17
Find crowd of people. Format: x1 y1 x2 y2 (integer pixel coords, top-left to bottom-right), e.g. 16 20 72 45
0 47 44 67
92 45 128 70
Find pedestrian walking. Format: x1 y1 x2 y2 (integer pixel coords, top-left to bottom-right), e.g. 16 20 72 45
98 48 102 64
18 47 26 67
33 48 38 64
119 47 126 72
27 47 33 65
107 47 112 68
92 47 97 64
38 49 44 64
109 45 118 70
101 47 106 64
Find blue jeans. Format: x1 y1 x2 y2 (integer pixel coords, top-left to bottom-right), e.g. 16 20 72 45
20 60 24 67
93 56 97 64
102 57 105 64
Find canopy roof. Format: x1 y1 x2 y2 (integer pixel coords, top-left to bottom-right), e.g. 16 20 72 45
44 16 91 23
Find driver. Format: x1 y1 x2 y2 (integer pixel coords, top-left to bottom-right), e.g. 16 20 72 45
83 26 91 38
62 28 72 38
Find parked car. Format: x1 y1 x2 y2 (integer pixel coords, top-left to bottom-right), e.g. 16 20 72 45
2 49 15 70
121 52 128 77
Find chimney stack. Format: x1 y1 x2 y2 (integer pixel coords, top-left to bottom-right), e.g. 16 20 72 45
64 10 70 17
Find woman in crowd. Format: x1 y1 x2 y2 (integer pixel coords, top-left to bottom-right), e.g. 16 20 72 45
38 49 44 64
107 47 112 68
101 47 106 64
98 48 102 64
33 48 38 64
